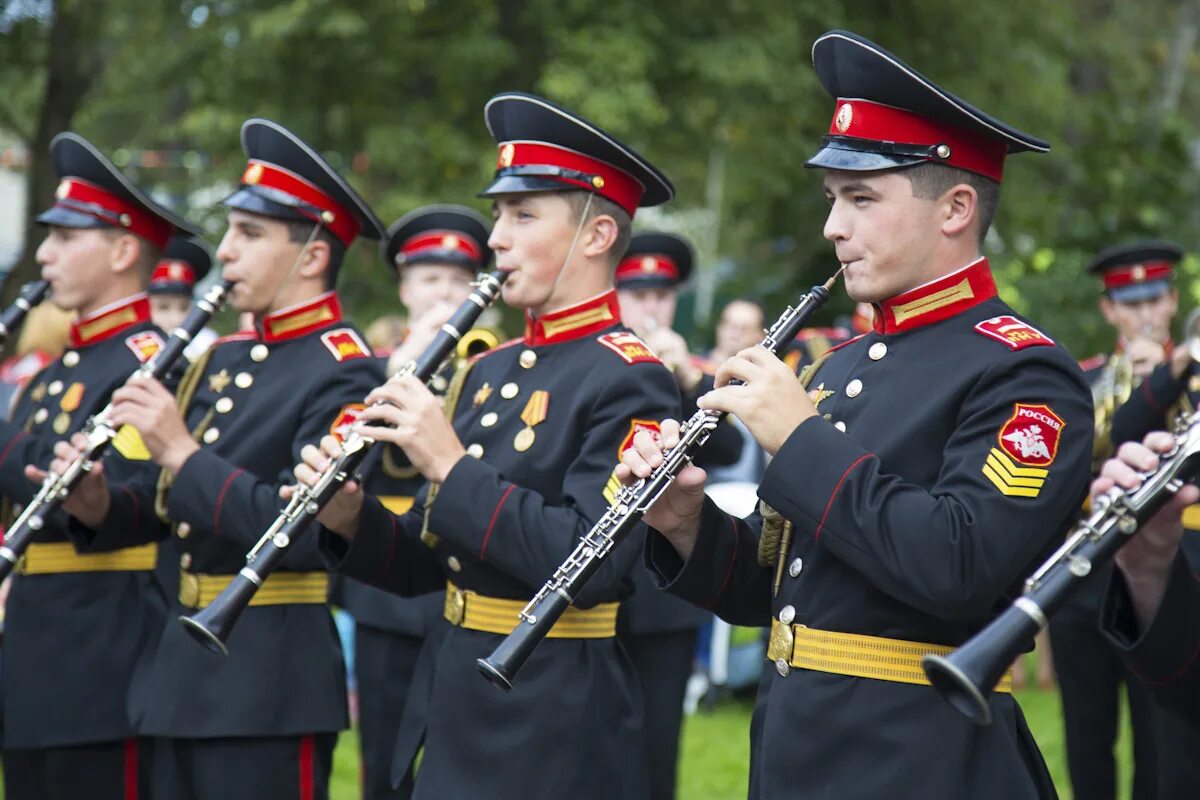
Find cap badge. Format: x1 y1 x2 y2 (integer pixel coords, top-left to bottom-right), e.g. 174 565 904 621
499 143 516 168
169 263 184 279
442 234 459 250
55 180 71 200
836 103 854 133
1132 265 1147 282
641 256 657 273
244 162 264 185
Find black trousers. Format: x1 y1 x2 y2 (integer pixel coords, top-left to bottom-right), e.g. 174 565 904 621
1050 592 1157 800
356 624 423 800
150 733 336 800
2 737 151 800
621 629 699 800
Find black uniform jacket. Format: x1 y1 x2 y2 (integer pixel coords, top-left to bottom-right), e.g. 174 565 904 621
1103 550 1200 726
0 294 171 749
72 291 382 738
645 258 1093 800
322 289 680 800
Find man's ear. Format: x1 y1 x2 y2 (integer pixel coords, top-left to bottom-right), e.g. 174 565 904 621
299 238 332 279
109 233 142 276
940 183 979 239
582 213 619 260
1098 295 1119 327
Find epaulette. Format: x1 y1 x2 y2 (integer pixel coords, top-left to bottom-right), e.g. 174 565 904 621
469 337 522 365
1077 353 1107 372
795 326 850 342
125 331 164 363
214 330 257 346
320 328 372 362
973 315 1055 351
690 353 717 376
596 331 662 365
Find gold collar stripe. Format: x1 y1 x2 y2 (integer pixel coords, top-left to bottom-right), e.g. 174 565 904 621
267 305 336 337
540 305 615 339
890 278 974 325
77 306 138 343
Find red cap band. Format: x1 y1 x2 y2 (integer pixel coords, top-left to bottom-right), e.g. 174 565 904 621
1102 260 1174 290
241 160 360 247
151 259 197 286
615 254 680 284
53 178 174 249
496 141 644 215
400 229 483 263
829 99 1009 182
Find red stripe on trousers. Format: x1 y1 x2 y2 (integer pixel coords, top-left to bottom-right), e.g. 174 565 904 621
124 738 138 800
299 734 315 800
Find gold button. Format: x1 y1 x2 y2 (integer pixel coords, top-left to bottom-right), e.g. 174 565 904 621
215 397 234 414
33 408 48 424
775 658 791 677
466 443 484 459
48 380 63 396
62 351 79 368
519 350 537 369
234 372 253 389
500 382 518 399
447 555 462 572
480 412 498 427
788 558 803 578
779 605 796 625
176 522 191 539
846 379 862 398
868 342 887 361
251 344 269 362
203 427 220 444
180 553 192 569
431 375 448 393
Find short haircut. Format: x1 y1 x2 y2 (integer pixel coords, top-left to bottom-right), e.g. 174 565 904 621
724 297 766 323
284 219 346 288
903 162 1000 246
561 190 633 266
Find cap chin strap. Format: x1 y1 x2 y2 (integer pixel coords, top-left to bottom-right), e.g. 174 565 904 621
259 222 322 323
536 192 595 315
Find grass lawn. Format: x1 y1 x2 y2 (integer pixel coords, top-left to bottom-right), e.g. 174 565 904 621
321 654 1133 799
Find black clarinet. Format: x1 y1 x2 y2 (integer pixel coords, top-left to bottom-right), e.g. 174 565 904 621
0 280 51 347
0 279 234 582
922 408 1200 725
179 270 509 655
477 273 840 691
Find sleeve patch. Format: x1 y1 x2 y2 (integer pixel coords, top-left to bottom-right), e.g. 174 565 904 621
597 331 661 365
329 403 366 442
619 419 661 458
973 315 1055 351
981 403 1064 498
125 331 164 363
321 328 371 362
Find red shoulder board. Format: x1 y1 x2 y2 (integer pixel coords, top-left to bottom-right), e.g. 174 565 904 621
597 332 660 365
618 419 662 458
1077 353 1106 371
795 326 849 342
329 403 366 442
125 331 164 363
973 315 1055 351
690 354 717 375
215 331 257 346
321 328 371 362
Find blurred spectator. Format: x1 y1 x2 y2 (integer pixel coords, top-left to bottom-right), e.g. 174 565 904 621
0 301 74 417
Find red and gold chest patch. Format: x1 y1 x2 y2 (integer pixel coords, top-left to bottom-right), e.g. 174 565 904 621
982 403 1065 498
125 331 164 363
618 419 662 458
329 403 366 442
973 316 1055 351
321 328 370 362
597 332 660 365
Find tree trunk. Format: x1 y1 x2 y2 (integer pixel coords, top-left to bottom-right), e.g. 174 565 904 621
6 0 107 306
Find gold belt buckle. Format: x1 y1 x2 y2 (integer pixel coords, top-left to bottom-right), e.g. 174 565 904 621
446 587 466 625
179 572 200 608
768 618 795 662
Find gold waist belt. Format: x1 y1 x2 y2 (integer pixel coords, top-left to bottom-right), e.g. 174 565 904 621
22 541 158 575
179 569 329 608
444 581 618 639
768 621 1013 693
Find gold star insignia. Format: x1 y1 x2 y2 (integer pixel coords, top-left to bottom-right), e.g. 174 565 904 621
29 383 46 403
808 382 834 410
473 382 492 406
208 369 231 393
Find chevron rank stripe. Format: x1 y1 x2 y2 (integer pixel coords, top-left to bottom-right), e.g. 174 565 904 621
982 447 1048 498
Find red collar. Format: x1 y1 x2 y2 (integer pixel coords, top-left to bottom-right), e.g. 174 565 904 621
259 291 343 343
524 290 621 346
70 293 151 348
873 257 996 335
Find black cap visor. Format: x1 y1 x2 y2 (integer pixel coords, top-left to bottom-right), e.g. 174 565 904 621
1108 280 1173 304
148 281 196 296
478 173 586 201
221 186 320 226
616 275 681 291
805 136 929 173
35 205 113 230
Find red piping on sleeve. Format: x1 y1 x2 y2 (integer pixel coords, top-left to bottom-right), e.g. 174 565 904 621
0 431 27 469
212 468 246 537
479 484 517 559
376 507 400 585
704 514 741 609
814 454 873 543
